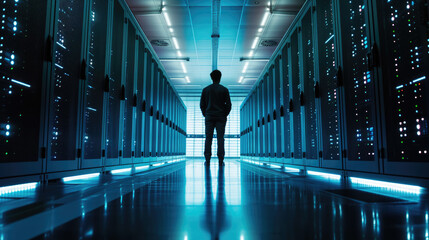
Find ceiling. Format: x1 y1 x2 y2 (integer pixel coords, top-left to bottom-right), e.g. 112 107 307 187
125 0 305 97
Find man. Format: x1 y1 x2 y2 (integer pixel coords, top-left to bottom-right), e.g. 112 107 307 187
200 70 232 166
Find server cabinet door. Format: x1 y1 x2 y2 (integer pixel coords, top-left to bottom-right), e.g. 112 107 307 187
261 79 267 157
273 57 282 160
106 0 124 166
301 9 319 166
151 69 160 158
47 0 86 172
81 0 109 169
281 45 292 160
143 51 152 158
134 38 145 162
121 20 136 164
316 0 341 169
376 0 429 177
337 0 380 172
267 70 275 159
290 29 303 163
0 0 48 177
158 76 165 156
257 84 263 157
148 62 158 158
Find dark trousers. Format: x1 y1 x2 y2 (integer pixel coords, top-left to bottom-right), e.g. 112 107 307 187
204 118 227 162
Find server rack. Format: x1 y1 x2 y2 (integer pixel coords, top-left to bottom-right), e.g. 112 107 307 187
374 0 429 178
46 0 87 172
81 0 110 169
300 6 319 167
314 0 342 169
273 57 282 160
1 0 186 182
241 0 429 180
105 0 124 166
0 0 50 178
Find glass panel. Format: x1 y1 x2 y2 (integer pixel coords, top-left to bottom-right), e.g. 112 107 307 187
291 30 302 159
107 0 124 158
301 11 318 160
282 46 291 158
123 23 136 158
378 0 429 162
184 97 243 157
50 0 85 160
135 39 145 158
339 0 376 161
317 0 340 160
0 0 47 162
83 0 108 160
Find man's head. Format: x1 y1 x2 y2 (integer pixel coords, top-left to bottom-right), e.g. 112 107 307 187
210 70 222 83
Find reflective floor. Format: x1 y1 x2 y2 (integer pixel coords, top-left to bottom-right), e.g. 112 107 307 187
1 159 429 239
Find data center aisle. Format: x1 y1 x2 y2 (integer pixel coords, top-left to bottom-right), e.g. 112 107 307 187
28 160 429 240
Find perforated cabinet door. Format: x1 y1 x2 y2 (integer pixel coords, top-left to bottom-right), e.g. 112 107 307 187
0 0 48 177
316 0 342 169
106 0 125 166
47 0 86 172
301 9 319 166
81 0 109 168
337 0 380 172
377 0 429 177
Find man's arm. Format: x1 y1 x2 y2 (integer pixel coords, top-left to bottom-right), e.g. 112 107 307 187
200 89 207 117
225 89 232 117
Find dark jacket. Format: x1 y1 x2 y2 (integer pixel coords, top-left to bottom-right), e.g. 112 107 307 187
200 83 232 119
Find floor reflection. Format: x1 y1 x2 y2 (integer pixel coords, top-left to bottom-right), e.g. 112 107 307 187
5 159 426 240
201 166 230 240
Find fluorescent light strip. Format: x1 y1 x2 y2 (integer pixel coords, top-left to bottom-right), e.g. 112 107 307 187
63 173 100 182
0 182 38 195
248 50 254 57
261 12 270 26
153 163 163 167
238 76 244 83
111 168 132 174
177 51 183 57
169 28 174 33
268 163 282 169
307 170 341 180
242 62 249 73
185 76 190 83
172 37 180 50
163 12 172 26
251 37 260 49
181 62 187 73
350 177 424 195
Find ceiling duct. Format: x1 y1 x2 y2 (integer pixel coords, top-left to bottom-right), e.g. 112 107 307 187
260 40 278 47
211 0 221 70
150 39 170 47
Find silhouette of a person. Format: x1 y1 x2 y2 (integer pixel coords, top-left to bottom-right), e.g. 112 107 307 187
200 70 232 166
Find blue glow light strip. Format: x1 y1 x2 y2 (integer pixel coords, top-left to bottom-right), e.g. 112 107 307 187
11 79 31 88
412 76 426 83
135 165 150 171
350 177 423 195
152 163 164 167
307 170 341 180
63 173 100 182
111 168 132 174
0 182 38 195
325 34 335 44
285 167 300 173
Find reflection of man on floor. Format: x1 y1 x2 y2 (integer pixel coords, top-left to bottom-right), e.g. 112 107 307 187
200 70 232 166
